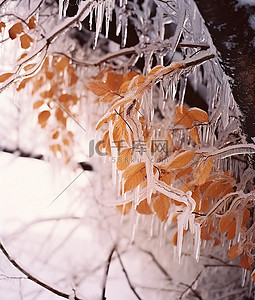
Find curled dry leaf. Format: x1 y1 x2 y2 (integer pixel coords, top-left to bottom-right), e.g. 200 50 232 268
9 22 23 39
117 148 132 171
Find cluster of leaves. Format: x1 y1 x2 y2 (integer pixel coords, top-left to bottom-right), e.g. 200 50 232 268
0 17 36 83
88 66 255 279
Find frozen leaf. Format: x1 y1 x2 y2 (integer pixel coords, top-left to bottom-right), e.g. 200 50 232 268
136 199 153 215
113 118 125 147
38 110 50 125
167 151 195 169
153 194 170 221
55 57 69 72
227 219 236 239
106 72 123 91
32 77 44 94
52 131 59 139
20 34 33 49
55 108 66 127
28 16 36 29
45 71 54 80
174 105 193 128
189 126 200 147
188 107 209 123
122 162 146 193
9 22 23 39
194 157 213 185
240 253 253 270
117 148 132 170
0 21 5 33
24 63 36 71
228 243 242 259
148 65 164 77
33 100 44 109
0 73 14 82
18 53 28 61
69 73 78 86
17 78 30 91
219 212 235 234
96 113 115 130
100 92 117 102
87 80 111 96
242 209 250 227
116 202 132 215
59 94 73 102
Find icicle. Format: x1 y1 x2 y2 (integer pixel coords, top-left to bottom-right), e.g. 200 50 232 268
59 0 64 19
131 214 140 243
241 268 247 287
121 14 128 47
94 1 105 48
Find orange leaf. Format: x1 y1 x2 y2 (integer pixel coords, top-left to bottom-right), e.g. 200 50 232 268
117 148 132 171
69 73 78 86
228 243 242 260
33 100 44 109
240 253 253 270
87 80 111 96
28 16 36 29
106 72 123 91
24 63 36 71
123 71 138 81
148 65 164 77
16 78 30 91
20 34 33 49
242 209 250 227
45 71 54 80
52 131 59 139
116 202 132 215
9 22 23 39
0 21 6 33
99 92 117 102
18 53 28 61
136 199 153 215
113 118 125 148
227 219 236 240
122 162 146 193
189 126 200 147
174 105 193 128
59 94 73 102
188 107 209 123
153 194 170 221
167 151 195 169
219 212 235 234
194 157 213 186
55 108 66 127
55 57 69 72
38 110 50 125
0 73 14 83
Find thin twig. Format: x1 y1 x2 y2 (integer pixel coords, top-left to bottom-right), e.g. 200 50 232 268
115 249 143 300
0 242 83 300
102 246 116 300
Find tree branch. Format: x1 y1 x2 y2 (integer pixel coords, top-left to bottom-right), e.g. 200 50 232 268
102 246 116 300
0 146 93 171
0 242 84 300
